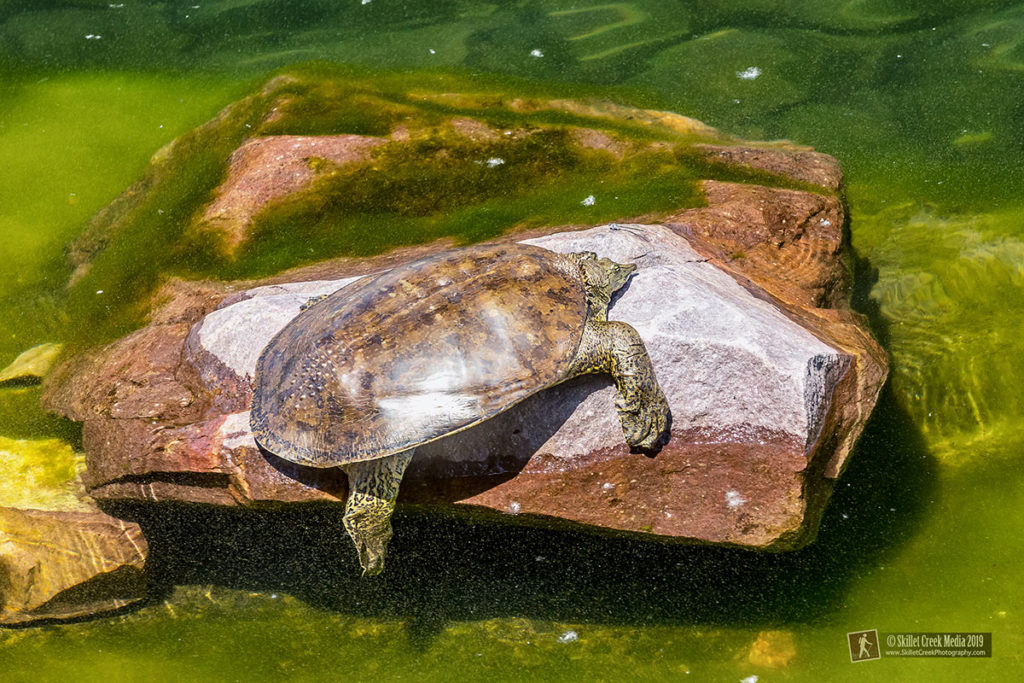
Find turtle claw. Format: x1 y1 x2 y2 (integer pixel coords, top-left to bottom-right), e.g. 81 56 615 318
621 391 670 452
355 534 389 578
344 507 393 578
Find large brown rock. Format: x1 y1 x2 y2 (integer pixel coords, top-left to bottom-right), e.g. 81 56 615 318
43 187 885 552
41 75 884 561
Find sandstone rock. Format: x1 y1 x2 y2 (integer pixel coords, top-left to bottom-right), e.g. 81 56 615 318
667 181 847 309
43 219 885 551
41 72 885 569
694 144 844 191
0 343 63 385
0 436 147 624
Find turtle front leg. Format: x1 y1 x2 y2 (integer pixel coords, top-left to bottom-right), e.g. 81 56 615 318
342 449 414 577
571 321 670 450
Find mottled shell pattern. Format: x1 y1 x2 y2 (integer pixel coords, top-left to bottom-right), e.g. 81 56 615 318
250 243 588 467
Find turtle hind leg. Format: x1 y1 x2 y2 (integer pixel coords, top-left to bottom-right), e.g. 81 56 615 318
342 449 415 577
571 320 670 451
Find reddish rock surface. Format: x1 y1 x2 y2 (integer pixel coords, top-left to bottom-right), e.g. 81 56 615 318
694 144 844 191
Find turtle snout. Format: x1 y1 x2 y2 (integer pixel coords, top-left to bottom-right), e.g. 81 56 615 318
608 262 637 291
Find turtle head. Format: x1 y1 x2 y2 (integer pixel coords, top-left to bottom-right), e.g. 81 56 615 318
569 251 637 319
598 257 637 295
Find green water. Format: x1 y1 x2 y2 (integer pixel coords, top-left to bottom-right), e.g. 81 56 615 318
1 1 1022 680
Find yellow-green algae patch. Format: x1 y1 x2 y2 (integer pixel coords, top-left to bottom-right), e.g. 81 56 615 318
0 436 88 512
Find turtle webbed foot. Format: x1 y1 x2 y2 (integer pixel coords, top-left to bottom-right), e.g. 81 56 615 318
619 389 670 452
342 450 414 578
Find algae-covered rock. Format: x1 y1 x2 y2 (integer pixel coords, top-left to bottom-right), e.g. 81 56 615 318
0 436 148 625
747 629 797 668
61 65 833 348
0 436 86 511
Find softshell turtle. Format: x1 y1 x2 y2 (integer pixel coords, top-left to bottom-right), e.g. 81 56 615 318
251 242 669 575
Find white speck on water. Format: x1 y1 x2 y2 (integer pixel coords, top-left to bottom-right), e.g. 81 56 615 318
733 98 741 104
84 34 102 40
602 482 615 490
504 131 512 136
429 48 436 54
108 3 124 7
820 218 832 226
736 66 761 80
96 290 104 295
897 54 903 58
486 157 505 167
270 593 278 599
982 43 991 47
535 555 546 562
530 49 544 58
581 195 596 206
362 0 372 4
725 490 747 508
558 630 579 643
508 501 521 514
741 676 759 683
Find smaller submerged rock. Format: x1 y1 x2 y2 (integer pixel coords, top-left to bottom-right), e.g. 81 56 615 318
0 343 63 385
0 436 148 625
